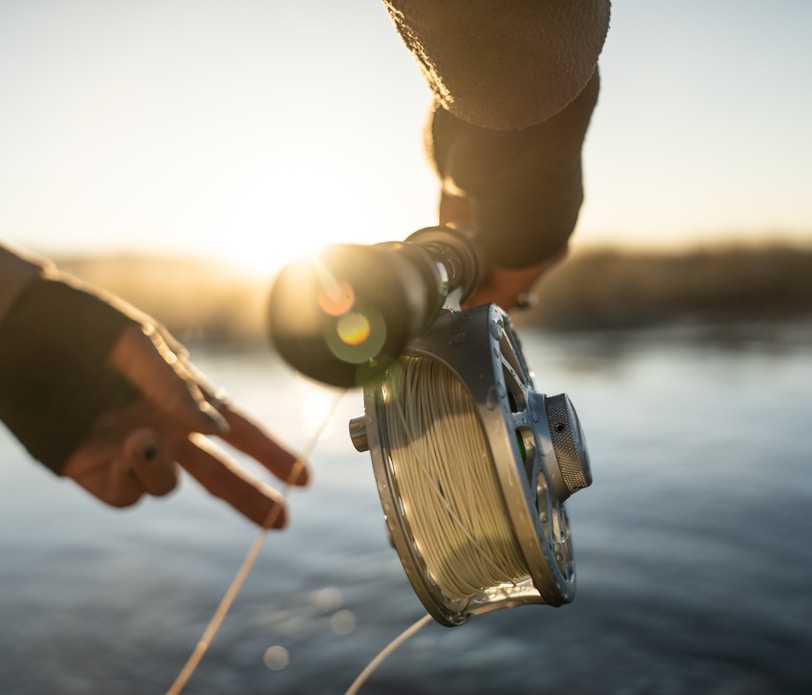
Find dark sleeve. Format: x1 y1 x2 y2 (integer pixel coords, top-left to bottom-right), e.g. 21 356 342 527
0 275 140 473
382 0 610 130
426 70 600 268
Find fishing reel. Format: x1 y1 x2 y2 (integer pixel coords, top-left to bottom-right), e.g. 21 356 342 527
269 227 591 627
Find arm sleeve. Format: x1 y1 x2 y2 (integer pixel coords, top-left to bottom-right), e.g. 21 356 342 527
0 244 49 323
382 0 610 129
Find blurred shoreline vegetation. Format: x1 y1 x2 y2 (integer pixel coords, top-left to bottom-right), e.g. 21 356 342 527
515 242 812 331
55 254 269 347
55 242 812 348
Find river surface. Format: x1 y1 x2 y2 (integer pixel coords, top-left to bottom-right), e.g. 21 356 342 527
1 322 811 694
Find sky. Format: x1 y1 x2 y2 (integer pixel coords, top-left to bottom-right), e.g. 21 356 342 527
1 1 810 275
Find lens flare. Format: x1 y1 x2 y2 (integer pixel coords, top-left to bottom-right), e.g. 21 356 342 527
337 312 371 346
318 280 354 316
315 259 355 316
325 304 386 365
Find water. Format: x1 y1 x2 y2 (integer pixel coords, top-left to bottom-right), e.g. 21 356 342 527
1 323 811 694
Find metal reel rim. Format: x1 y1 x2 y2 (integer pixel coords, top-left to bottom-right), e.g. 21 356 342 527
476 305 576 605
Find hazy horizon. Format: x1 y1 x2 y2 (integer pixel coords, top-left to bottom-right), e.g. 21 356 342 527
47 242 812 349
2 1 811 273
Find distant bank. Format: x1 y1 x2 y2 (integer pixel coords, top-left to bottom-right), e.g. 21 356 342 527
54 243 812 346
516 243 812 330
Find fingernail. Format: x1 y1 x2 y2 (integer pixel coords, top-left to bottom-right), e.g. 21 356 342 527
200 401 230 433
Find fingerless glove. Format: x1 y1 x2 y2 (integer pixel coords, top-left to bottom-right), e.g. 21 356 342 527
0 274 140 473
426 69 600 269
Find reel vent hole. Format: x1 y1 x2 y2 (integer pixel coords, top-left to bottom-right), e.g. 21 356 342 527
501 362 528 416
516 427 536 483
499 332 526 383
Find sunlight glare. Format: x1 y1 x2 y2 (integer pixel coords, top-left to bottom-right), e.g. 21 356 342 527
297 382 339 440
221 156 385 276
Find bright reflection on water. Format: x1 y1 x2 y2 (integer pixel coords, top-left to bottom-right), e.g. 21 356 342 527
0 322 811 694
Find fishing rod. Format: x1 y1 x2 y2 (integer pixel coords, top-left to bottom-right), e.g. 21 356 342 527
268 225 592 626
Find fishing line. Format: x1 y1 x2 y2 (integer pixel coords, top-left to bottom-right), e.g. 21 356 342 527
166 334 569 695
341 354 534 693
164 389 345 695
384 356 530 601
344 613 433 695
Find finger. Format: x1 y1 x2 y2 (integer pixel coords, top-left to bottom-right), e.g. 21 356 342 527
123 428 178 497
194 389 310 487
463 253 566 310
109 324 229 435
176 353 309 486
63 434 145 509
178 434 289 529
105 462 146 508
221 404 310 486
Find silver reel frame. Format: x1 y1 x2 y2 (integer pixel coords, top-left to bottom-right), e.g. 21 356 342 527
350 304 590 627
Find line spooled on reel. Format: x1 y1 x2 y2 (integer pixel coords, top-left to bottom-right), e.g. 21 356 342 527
269 226 591 627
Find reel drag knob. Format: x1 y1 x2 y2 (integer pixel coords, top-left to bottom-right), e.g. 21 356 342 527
542 393 592 502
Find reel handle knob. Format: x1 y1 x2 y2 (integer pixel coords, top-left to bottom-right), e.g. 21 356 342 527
348 415 369 452
268 227 480 388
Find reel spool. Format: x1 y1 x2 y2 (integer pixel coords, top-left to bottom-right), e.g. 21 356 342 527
268 226 591 627
349 304 591 626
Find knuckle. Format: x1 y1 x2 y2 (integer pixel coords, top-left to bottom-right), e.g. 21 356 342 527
109 492 143 508
151 476 179 497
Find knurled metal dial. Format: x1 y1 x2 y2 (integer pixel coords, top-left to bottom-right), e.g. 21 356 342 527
545 393 592 499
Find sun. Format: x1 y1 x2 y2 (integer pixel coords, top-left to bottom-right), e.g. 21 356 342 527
219 155 388 277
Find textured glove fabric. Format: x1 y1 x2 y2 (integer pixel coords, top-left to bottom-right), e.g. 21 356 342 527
383 0 610 130
0 275 140 473
427 70 600 269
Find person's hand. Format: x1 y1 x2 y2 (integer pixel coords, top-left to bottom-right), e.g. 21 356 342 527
62 324 309 529
439 191 567 311
461 256 564 311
